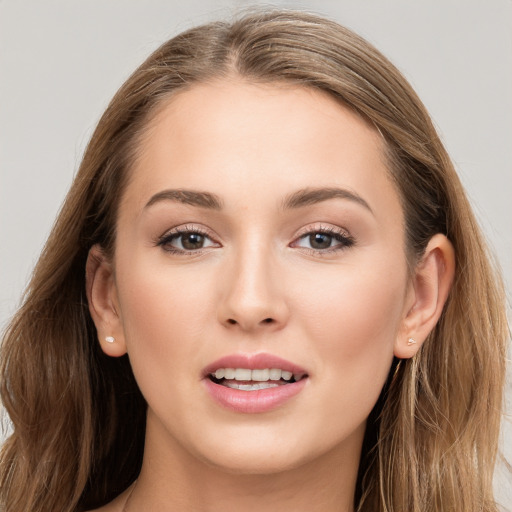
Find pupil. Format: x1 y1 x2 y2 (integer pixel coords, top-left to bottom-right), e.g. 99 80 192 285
310 233 331 249
182 233 204 250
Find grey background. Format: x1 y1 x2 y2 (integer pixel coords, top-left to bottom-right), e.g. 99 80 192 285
1 0 511 506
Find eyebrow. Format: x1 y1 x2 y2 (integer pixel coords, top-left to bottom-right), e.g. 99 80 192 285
144 186 372 214
144 189 223 210
281 187 373 213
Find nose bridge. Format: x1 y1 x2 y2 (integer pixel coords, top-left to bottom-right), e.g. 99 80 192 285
218 234 287 331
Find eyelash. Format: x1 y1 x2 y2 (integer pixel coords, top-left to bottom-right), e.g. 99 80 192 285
291 225 355 255
155 224 355 256
155 225 219 255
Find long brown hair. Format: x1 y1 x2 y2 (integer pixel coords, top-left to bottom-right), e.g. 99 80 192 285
0 10 508 512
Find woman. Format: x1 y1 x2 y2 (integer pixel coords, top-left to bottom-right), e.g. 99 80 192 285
0 9 507 512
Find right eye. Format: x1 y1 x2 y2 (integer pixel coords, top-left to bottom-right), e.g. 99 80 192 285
157 227 219 254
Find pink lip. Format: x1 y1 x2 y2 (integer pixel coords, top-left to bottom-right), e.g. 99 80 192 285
202 353 307 377
202 353 309 414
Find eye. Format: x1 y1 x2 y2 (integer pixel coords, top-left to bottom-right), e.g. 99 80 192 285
157 226 219 254
291 226 355 253
305 232 336 250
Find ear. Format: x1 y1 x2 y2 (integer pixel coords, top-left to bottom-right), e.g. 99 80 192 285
395 234 455 359
85 244 127 357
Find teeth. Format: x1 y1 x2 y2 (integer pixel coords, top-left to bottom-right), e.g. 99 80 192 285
211 368 301 382
251 369 270 381
269 368 281 380
224 368 235 379
224 381 280 391
234 368 252 381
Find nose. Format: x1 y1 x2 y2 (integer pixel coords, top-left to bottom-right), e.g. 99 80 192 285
217 243 289 332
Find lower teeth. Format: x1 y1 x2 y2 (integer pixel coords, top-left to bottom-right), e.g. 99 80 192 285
223 381 280 391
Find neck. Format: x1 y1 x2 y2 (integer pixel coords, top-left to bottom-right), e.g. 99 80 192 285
125 414 363 512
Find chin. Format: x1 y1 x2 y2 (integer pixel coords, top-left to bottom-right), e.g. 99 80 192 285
202 448 309 476
187 425 341 477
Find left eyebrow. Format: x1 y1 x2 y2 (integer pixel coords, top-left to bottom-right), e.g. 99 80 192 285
281 187 373 214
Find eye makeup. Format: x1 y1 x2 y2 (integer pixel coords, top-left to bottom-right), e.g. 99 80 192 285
153 220 356 259
155 224 220 255
290 224 355 255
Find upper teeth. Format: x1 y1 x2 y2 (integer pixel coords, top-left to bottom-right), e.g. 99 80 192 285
212 368 300 382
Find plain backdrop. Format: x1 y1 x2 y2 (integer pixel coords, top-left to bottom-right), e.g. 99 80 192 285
1 0 511 507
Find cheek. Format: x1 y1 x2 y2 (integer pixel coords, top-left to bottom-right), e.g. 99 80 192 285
117 255 213 328
297 258 406 347
293 257 406 410
114 257 217 382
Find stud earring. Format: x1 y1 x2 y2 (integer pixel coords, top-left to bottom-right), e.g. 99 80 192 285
407 337 417 346
105 336 115 343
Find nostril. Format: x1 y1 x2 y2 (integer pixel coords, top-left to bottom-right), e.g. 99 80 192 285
224 317 275 327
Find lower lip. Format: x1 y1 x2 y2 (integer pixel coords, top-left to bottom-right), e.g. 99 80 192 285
203 378 308 414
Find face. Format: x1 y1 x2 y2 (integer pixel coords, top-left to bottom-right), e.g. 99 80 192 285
108 80 412 474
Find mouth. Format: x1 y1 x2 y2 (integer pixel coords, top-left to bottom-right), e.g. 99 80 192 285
203 354 309 413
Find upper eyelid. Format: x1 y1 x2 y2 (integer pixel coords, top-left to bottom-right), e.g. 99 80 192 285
293 223 351 239
159 224 217 239
154 222 353 245
290 223 355 251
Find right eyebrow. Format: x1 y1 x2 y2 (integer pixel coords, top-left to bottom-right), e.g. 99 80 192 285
144 189 223 210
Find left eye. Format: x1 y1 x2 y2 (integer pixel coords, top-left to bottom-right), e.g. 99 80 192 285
294 230 353 251
159 231 217 252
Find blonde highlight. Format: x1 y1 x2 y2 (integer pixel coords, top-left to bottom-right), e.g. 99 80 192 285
0 9 507 512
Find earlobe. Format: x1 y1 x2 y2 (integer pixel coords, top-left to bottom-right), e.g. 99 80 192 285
395 234 455 359
85 244 127 357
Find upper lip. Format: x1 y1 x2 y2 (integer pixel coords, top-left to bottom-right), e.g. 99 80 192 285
202 353 308 378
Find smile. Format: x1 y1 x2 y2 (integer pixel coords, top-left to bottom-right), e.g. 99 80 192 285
209 367 306 391
203 354 309 413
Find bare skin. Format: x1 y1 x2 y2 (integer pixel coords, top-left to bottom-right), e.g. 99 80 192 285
87 80 454 512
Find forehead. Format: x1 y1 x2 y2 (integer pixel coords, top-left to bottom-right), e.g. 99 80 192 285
122 79 402 225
